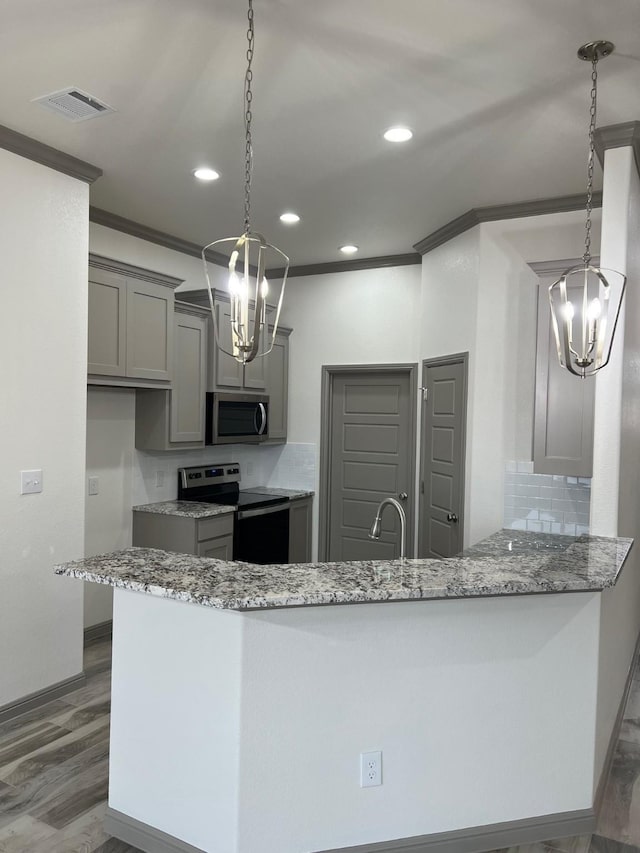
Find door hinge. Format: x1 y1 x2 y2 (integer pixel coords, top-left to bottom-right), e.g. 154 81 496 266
420 386 428 402
420 480 425 494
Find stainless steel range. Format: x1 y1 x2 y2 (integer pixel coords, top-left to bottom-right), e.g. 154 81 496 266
177 463 290 564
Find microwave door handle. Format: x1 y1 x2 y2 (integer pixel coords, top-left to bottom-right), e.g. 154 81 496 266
258 402 267 435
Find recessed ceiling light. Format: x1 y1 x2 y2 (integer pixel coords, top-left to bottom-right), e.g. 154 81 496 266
340 245 359 255
383 126 413 143
193 167 220 181
280 212 300 224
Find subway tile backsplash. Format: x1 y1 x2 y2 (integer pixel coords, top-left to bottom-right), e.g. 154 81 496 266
503 461 590 536
133 442 317 506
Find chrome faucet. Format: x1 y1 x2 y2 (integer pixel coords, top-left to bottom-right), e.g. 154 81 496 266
368 497 407 559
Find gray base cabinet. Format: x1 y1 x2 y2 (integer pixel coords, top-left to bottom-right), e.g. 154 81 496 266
135 301 209 451
133 511 234 560
88 255 181 388
289 496 313 563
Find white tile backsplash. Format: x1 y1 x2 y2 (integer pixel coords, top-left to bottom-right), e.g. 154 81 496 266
503 461 590 535
133 442 316 506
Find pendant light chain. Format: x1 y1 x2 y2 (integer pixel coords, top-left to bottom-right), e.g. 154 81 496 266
583 57 598 265
243 0 255 235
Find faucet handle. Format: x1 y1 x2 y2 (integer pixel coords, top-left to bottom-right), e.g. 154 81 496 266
399 492 408 500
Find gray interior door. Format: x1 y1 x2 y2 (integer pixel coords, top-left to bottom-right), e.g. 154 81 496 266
325 369 416 561
419 356 467 558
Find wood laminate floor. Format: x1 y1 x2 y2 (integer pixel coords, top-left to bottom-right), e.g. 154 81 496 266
2 638 640 852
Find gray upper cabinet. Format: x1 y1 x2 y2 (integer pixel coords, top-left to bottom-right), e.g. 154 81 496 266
264 326 291 444
88 268 127 376
88 254 181 388
211 295 269 392
532 263 595 477
170 304 208 443
135 302 209 451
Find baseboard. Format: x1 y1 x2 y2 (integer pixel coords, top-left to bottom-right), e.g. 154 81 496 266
84 619 113 646
593 626 640 815
0 672 86 724
105 806 594 853
313 809 596 853
105 808 207 853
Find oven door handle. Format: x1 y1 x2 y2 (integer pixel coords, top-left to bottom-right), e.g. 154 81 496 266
237 502 289 520
257 402 267 435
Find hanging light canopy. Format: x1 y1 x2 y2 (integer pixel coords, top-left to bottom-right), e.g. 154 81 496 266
202 0 289 364
549 40 626 379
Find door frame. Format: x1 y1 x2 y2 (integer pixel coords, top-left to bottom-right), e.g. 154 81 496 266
418 352 469 557
319 363 419 562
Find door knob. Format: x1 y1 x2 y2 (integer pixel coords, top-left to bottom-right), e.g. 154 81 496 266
399 492 408 500
447 512 458 523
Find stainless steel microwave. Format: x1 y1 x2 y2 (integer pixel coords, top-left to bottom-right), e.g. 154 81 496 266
205 393 269 445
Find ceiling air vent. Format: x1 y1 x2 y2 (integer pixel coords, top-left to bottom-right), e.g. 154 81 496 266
31 88 115 122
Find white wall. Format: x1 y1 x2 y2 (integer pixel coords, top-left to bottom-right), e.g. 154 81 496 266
0 150 88 707
283 264 422 555
420 211 600 546
592 145 640 787
109 588 600 853
85 387 136 628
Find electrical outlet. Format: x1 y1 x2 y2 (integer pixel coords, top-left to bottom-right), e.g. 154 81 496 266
88 476 99 496
156 470 165 488
21 469 43 495
360 751 382 787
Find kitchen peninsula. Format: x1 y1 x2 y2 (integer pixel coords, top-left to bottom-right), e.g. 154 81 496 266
56 531 633 853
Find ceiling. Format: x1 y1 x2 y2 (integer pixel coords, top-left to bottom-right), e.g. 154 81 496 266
2 0 640 267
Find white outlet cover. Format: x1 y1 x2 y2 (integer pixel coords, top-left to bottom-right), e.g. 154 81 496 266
21 469 43 495
88 476 100 496
360 750 382 787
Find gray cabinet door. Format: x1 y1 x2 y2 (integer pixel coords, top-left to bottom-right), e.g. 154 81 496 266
264 328 290 443
197 536 233 560
243 350 267 390
170 310 207 443
126 280 174 381
214 300 244 389
533 277 595 476
88 270 126 376
289 496 312 562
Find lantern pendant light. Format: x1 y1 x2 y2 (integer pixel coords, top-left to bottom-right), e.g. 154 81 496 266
201 0 289 364
549 40 626 379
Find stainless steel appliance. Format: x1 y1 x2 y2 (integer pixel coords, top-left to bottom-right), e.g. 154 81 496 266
177 463 289 564
205 392 269 445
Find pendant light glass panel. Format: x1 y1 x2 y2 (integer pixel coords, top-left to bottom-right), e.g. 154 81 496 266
549 264 626 377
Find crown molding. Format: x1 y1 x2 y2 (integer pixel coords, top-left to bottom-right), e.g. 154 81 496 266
528 256 599 278
268 252 422 279
89 207 229 267
593 121 640 176
413 193 602 256
0 123 102 184
88 252 183 288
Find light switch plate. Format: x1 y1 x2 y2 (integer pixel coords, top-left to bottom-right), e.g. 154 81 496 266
21 469 43 495
88 476 99 496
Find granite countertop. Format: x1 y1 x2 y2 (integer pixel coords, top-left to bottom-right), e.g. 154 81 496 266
132 501 235 519
133 488 313 518
247 487 314 500
54 530 633 612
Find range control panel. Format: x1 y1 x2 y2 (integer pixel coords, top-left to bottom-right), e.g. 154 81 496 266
178 463 241 490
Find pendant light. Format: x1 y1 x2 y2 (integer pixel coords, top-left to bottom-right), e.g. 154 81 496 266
201 0 289 364
549 40 626 379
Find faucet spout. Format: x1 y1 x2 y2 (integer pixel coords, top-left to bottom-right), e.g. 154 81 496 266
368 497 407 559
